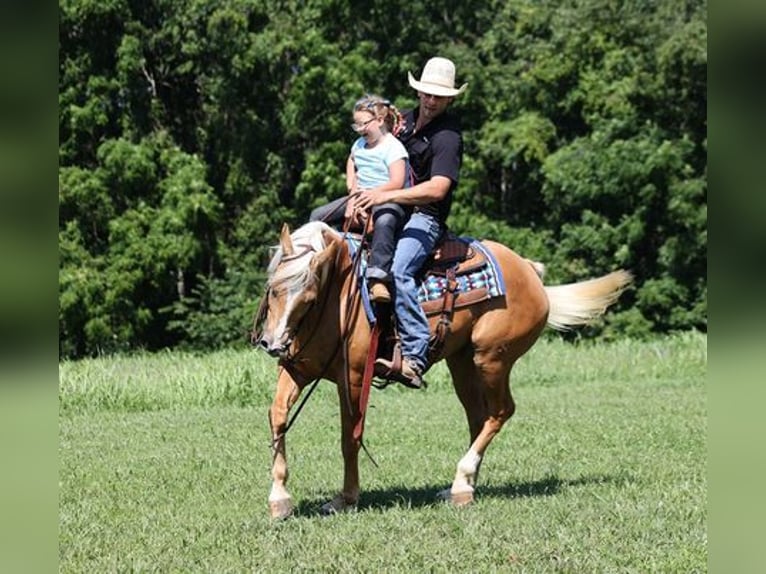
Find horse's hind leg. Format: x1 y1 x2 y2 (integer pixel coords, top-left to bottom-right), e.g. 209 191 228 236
267 369 302 519
447 345 488 450
444 348 516 506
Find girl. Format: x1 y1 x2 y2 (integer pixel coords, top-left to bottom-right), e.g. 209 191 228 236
311 95 410 303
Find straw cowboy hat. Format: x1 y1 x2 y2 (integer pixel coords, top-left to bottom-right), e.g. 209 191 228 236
408 57 468 97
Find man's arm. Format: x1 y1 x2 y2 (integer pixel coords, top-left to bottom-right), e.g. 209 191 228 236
354 175 451 210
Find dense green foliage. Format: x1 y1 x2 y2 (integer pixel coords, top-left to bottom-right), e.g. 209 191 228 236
59 0 706 357
59 335 706 571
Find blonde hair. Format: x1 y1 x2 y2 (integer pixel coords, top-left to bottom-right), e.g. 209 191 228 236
353 94 405 136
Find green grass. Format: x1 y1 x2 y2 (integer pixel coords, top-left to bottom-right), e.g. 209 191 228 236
60 333 706 572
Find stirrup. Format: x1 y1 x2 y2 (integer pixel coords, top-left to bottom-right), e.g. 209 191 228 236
374 357 426 389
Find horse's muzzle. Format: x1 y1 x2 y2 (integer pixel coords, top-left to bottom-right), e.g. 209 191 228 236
256 335 293 359
258 339 282 358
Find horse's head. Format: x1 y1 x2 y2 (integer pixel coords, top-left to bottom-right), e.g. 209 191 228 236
255 222 340 359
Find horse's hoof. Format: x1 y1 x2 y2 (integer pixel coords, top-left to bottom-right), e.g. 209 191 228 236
320 494 357 516
269 497 294 520
436 487 474 506
450 489 475 506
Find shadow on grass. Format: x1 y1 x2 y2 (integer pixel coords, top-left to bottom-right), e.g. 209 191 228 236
293 472 632 517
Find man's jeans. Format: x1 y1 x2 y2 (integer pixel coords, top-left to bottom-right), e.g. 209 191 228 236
391 211 443 372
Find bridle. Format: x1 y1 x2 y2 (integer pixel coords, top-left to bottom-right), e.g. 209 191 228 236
251 219 376 455
251 244 337 366
251 236 353 442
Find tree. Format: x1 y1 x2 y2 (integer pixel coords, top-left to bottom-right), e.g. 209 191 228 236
59 0 707 356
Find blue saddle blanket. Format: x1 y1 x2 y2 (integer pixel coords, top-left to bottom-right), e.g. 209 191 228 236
344 235 506 325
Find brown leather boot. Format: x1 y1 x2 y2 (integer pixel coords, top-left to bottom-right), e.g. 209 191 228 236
369 281 391 303
374 356 423 389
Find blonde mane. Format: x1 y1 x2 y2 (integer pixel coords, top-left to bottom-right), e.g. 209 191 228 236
266 221 340 291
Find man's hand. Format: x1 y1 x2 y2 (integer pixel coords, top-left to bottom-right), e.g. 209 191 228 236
343 194 357 220
355 189 388 211
344 193 368 228
350 209 368 228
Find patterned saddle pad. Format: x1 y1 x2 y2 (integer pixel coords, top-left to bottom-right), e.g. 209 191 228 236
344 234 506 323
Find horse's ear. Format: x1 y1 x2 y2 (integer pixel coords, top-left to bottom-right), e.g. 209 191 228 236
321 228 340 248
280 223 294 256
311 238 338 273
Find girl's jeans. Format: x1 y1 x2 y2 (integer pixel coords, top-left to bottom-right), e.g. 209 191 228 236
310 197 408 283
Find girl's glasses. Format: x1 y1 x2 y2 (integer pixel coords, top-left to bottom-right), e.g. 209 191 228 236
351 118 375 132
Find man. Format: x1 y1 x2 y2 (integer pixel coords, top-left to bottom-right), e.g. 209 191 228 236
354 56 467 388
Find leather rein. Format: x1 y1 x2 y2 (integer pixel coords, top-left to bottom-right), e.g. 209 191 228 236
251 244 345 440
251 218 377 451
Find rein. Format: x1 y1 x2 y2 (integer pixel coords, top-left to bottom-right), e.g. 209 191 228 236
250 242 342 442
339 214 380 460
252 212 380 465
251 223 374 444
264 247 345 440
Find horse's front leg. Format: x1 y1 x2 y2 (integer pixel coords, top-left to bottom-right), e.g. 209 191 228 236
320 372 364 514
268 368 302 519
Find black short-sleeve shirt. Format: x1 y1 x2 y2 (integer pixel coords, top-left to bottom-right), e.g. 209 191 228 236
398 108 463 224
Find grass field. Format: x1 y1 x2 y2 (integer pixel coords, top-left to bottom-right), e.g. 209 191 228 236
59 333 706 572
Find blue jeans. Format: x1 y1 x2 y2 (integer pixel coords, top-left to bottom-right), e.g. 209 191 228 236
391 211 443 371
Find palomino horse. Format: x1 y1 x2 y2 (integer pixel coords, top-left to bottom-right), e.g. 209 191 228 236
254 221 631 519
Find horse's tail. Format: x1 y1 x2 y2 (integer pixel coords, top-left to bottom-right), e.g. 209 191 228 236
544 270 633 331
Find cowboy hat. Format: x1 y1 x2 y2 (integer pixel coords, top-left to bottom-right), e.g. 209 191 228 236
407 57 467 97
